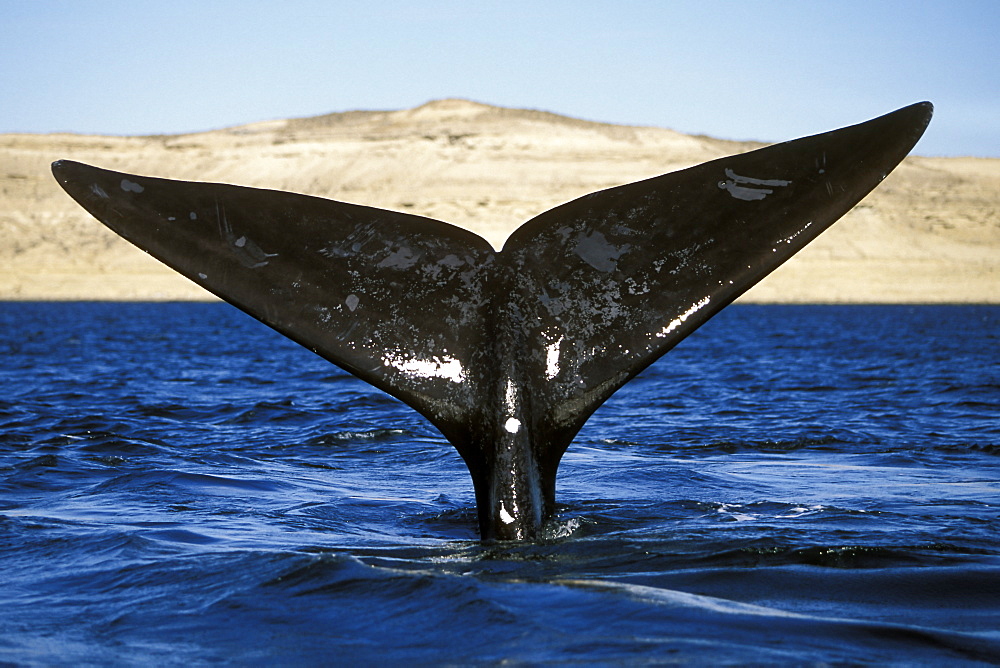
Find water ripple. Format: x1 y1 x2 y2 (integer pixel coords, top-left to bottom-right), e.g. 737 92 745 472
0 302 997 663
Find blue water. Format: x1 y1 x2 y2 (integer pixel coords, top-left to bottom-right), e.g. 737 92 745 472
1 302 998 665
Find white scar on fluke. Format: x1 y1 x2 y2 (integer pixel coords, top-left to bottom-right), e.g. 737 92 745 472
718 168 791 201
545 336 563 380
120 179 144 194
382 352 465 383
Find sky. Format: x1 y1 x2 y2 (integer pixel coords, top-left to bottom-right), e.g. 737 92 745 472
2 1 998 157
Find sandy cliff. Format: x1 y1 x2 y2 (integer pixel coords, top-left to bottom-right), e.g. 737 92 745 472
1 98 996 302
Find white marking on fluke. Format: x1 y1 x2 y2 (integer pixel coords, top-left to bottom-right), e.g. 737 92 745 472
217 204 277 268
120 179 144 194
504 378 517 413
378 246 419 269
718 168 790 201
502 379 521 432
574 230 629 272
499 502 515 524
545 337 563 380
382 352 465 383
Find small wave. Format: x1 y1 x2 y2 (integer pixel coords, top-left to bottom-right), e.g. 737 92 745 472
678 540 988 571
934 442 1000 456
690 435 845 454
306 429 408 446
596 437 643 447
546 517 583 540
230 400 313 425
13 453 60 470
558 577 807 617
86 470 287 495
400 506 480 541
73 430 170 457
144 528 222 545
551 577 1000 659
704 501 836 523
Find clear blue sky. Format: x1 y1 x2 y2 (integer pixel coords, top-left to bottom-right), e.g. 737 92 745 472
3 1 997 156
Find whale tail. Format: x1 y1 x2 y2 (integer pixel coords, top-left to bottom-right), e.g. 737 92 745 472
52 102 932 540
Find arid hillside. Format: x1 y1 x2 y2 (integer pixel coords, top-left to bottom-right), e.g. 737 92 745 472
2 98 997 301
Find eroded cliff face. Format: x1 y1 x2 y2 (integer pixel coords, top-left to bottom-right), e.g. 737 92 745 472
2 99 997 301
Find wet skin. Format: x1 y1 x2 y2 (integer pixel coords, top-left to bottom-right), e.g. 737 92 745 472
53 103 932 540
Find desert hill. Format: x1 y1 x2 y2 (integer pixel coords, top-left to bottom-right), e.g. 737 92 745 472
1 98 996 301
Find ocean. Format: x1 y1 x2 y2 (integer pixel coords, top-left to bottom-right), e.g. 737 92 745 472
1 302 997 664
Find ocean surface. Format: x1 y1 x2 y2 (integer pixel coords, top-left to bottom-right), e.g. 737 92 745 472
1 302 997 665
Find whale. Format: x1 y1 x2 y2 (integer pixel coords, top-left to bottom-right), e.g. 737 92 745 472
52 102 932 540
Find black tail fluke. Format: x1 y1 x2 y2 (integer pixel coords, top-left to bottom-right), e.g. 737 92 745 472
53 102 932 540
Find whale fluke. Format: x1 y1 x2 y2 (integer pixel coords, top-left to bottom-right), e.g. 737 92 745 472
52 102 932 540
